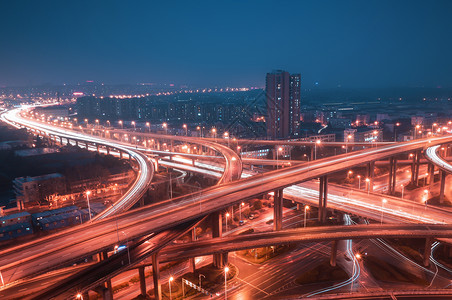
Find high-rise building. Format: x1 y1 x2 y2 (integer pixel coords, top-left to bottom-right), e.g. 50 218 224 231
266 70 301 139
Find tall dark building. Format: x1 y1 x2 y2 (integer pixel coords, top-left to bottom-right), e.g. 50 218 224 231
266 70 301 139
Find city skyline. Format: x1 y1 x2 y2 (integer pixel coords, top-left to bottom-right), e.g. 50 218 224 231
1 1 452 88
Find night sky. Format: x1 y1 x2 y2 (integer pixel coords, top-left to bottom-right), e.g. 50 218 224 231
1 0 452 88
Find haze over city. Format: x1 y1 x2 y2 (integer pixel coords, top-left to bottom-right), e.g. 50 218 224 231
1 0 452 88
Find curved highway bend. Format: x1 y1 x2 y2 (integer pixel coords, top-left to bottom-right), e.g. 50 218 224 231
0 108 154 220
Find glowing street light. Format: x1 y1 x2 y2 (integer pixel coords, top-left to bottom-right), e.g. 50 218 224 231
365 178 370 195
169 276 174 300
76 294 83 300
145 122 150 132
225 212 230 231
162 122 168 134
119 120 123 129
351 253 361 292
183 124 188 136
304 205 310 228
276 147 283 169
314 140 321 160
239 202 245 221
357 175 361 189
224 266 229 300
131 121 136 130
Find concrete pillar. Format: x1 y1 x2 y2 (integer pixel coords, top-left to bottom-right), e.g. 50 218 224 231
152 253 161 300
120 151 123 159
322 176 328 223
211 212 224 268
440 170 447 204
103 279 113 300
59 136 63 144
330 240 338 267
75 140 78 147
388 157 394 194
424 237 432 267
96 143 100 153
391 158 397 194
139 266 147 297
106 146 110 155
274 189 283 231
429 163 435 186
310 146 314 161
415 151 421 186
367 161 375 192
318 177 324 222
410 153 416 185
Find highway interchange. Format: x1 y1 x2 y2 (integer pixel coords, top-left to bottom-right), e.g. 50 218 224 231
2 104 452 298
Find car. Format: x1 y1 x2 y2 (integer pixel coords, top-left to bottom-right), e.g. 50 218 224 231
239 220 245 226
249 214 255 220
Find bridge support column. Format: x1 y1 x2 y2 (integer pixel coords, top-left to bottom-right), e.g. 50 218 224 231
139 266 147 297
424 237 432 267
59 136 63 144
103 279 113 300
366 161 375 192
428 163 435 186
388 157 394 194
440 170 447 204
318 176 328 223
415 151 421 186
212 211 224 268
96 143 100 153
106 146 110 155
120 151 123 159
330 240 338 267
273 189 284 231
75 140 78 147
152 253 162 300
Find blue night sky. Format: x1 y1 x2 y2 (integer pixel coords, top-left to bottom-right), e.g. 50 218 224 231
1 0 452 88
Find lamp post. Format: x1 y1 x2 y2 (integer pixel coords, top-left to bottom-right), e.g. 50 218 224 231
224 132 229 147
424 172 429 186
225 212 230 232
381 199 387 224
131 121 136 130
314 140 321 160
395 122 400 141
357 175 361 190
183 124 187 136
146 122 150 132
162 122 168 135
76 293 83 300
240 202 244 221
351 253 361 292
119 120 123 129
304 205 310 228
224 266 229 300
169 276 174 300
85 191 92 221
346 134 352 153
122 231 131 265
401 184 405 199
196 126 202 137
212 128 217 142
347 170 353 179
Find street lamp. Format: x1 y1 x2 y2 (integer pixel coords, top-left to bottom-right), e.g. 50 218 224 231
131 121 136 130
162 122 168 134
119 120 123 129
304 205 310 228
424 172 429 186
122 231 131 265
381 199 387 224
395 122 400 141
365 178 370 195
357 175 361 189
224 132 229 147
401 184 405 199
346 134 352 153
347 170 353 179
85 191 92 221
169 276 174 300
240 202 244 221
351 253 361 292
76 293 83 300
183 124 187 136
212 128 217 141
225 212 230 231
146 122 150 132
224 266 229 300
196 126 202 137
314 140 321 160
